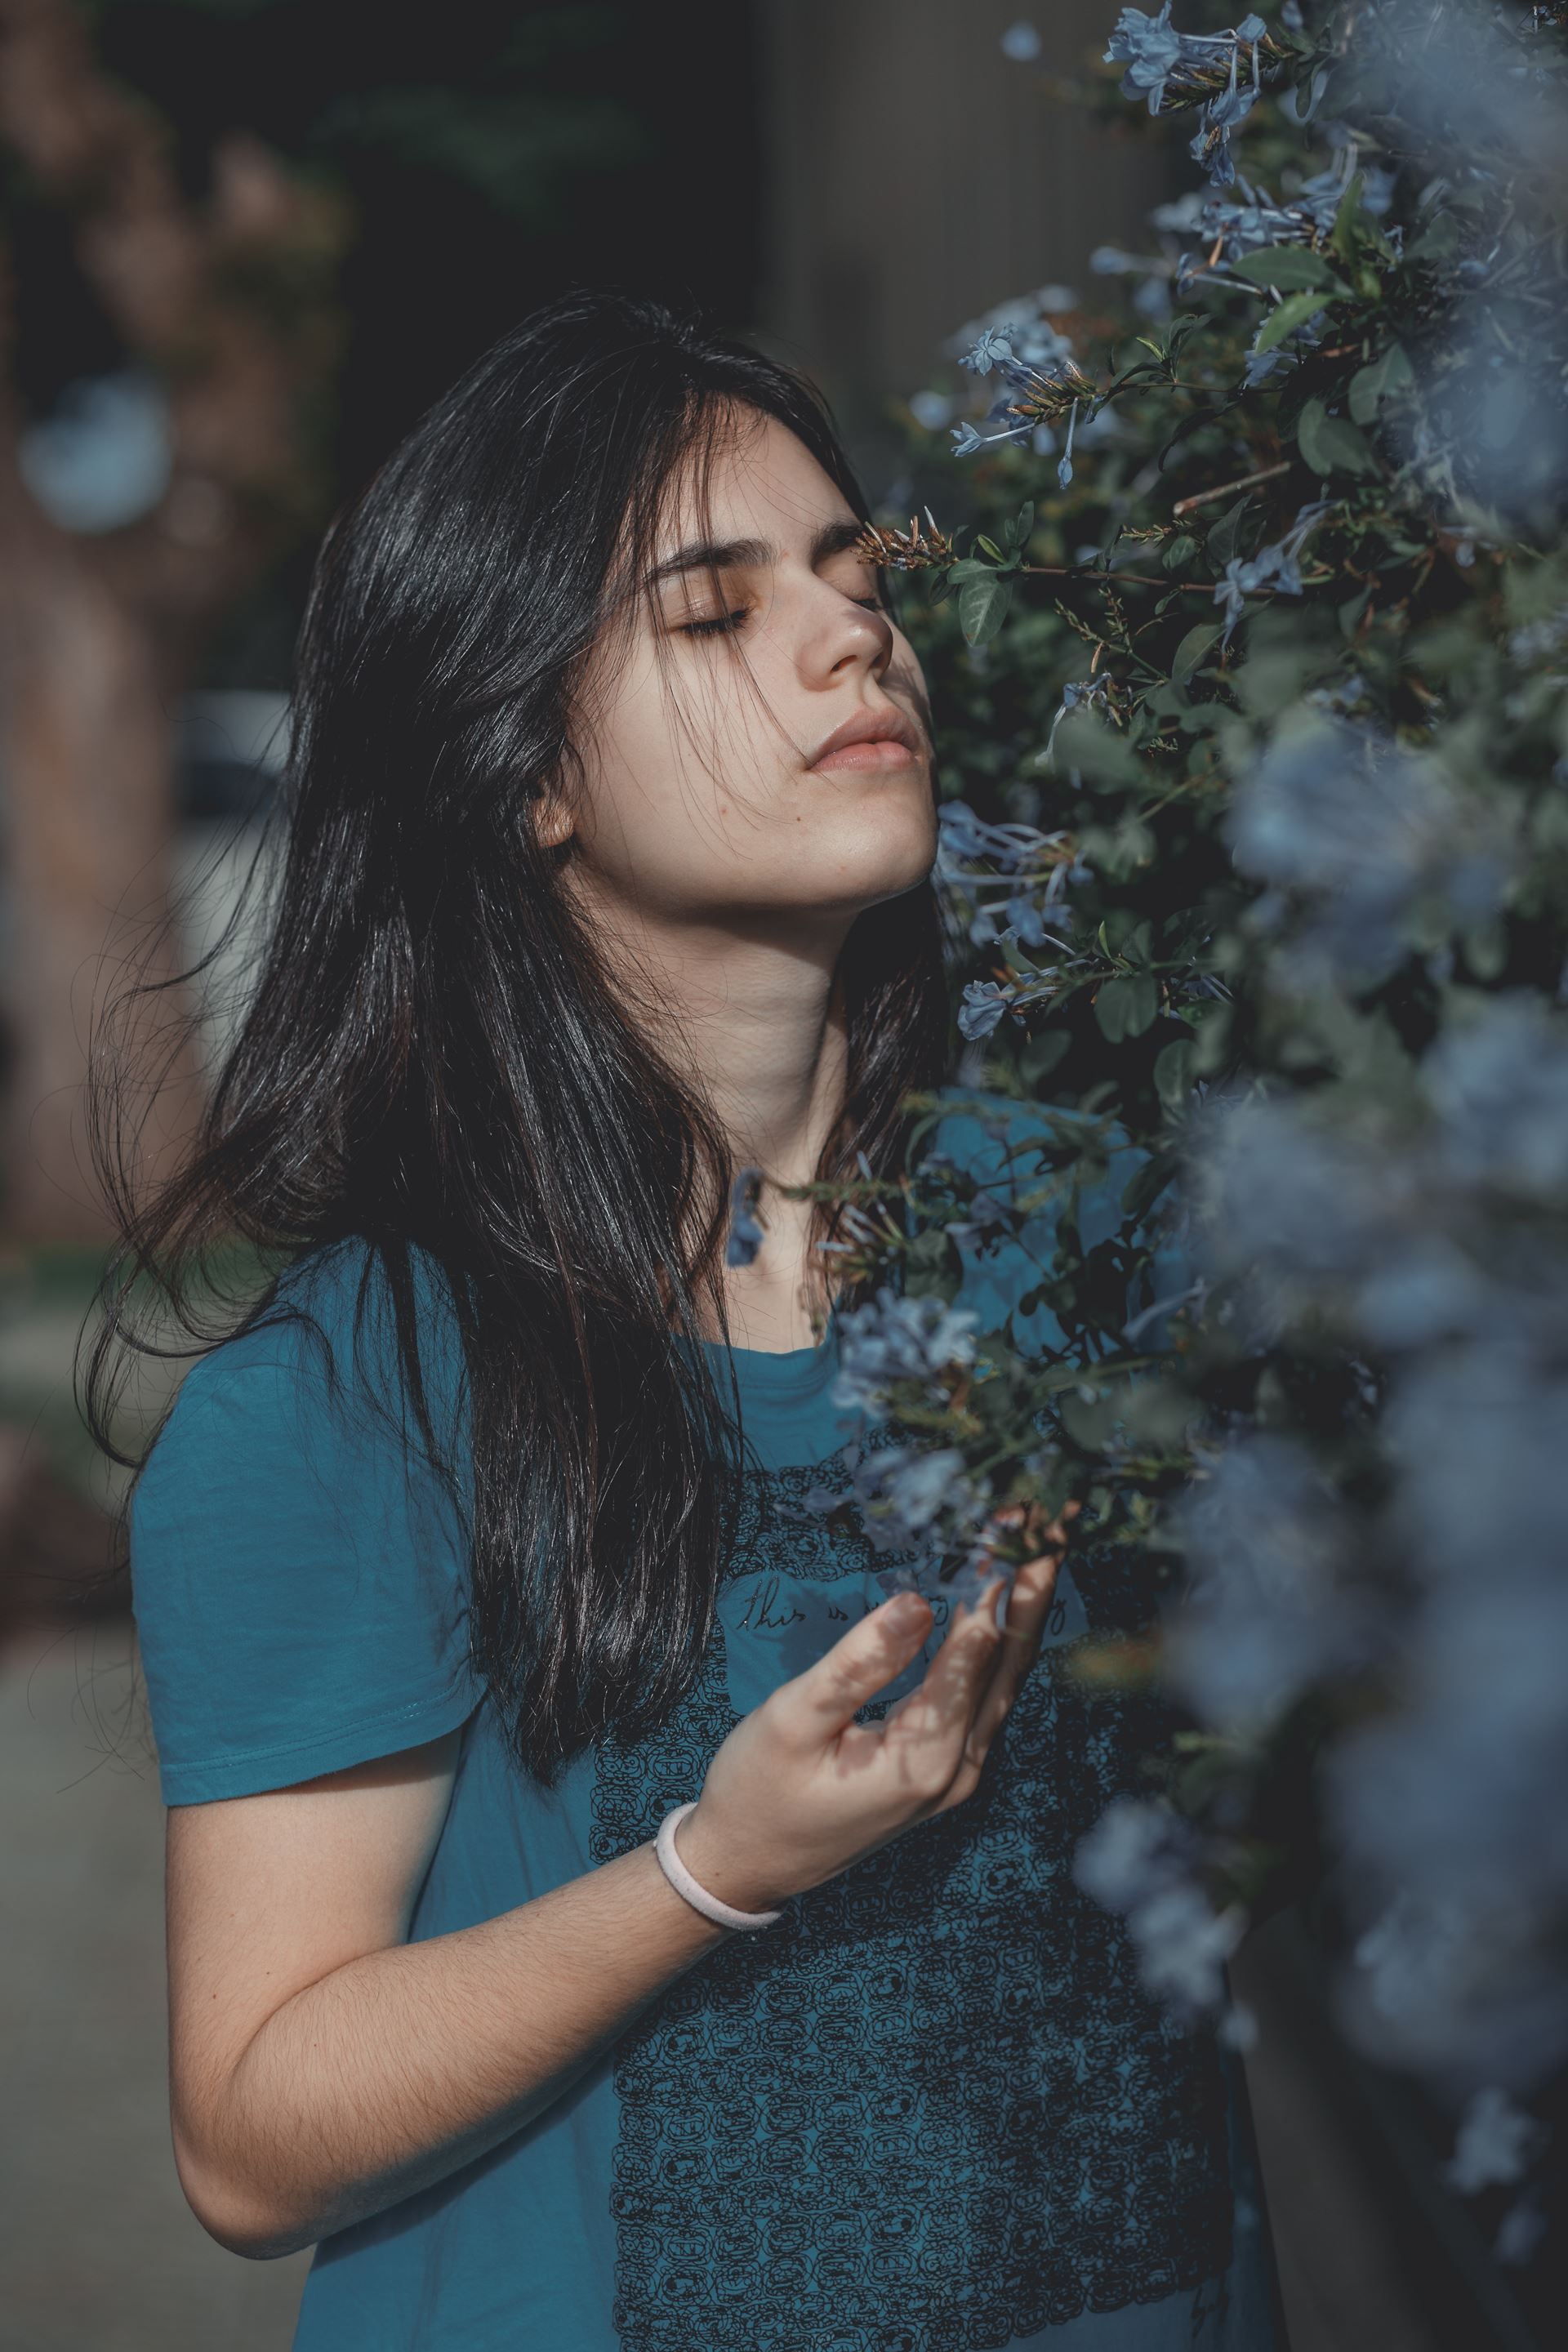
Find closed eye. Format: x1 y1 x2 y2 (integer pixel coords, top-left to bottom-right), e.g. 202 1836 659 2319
682 608 750 638
684 595 886 639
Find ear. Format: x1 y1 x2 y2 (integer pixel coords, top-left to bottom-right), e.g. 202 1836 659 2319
532 783 575 850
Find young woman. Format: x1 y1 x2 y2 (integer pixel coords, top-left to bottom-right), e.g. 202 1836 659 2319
107 289 1285 2350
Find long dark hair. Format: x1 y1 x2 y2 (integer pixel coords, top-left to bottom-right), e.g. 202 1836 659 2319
86 287 954 1786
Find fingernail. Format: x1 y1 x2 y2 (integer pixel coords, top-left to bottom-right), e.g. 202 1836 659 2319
888 1593 927 1626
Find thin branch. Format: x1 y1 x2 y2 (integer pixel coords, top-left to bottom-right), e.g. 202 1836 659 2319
1171 460 1291 515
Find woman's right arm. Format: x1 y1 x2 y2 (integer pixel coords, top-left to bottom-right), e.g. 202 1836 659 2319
167 1728 736 2260
170 1535 1070 2262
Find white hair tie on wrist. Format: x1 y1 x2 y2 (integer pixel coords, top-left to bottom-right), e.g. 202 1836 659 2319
654 1802 785 1931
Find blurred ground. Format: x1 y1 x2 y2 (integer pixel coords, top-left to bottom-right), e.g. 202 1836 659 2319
0 1613 312 2352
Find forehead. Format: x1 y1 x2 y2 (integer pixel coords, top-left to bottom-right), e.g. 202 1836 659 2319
655 409 853 551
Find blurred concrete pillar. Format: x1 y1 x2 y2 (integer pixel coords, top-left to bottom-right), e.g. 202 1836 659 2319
751 0 1176 486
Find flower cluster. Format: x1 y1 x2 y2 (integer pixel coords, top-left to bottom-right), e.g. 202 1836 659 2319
831 1288 980 1417
1105 6 1278 184
835 0 1568 2262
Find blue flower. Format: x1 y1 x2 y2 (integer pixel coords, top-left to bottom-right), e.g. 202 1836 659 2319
724 1165 766 1267
1000 20 1042 63
957 325 1021 375
840 1441 983 1561
831 1290 980 1415
958 980 1012 1040
1189 39 1263 187
1211 497 1330 647
1045 670 1111 760
1105 3 1184 114
936 799 1063 877
1058 398 1080 488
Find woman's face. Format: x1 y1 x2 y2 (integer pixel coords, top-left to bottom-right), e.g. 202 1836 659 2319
551 410 938 954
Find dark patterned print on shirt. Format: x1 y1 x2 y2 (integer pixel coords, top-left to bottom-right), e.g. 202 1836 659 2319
588 1433 1233 2352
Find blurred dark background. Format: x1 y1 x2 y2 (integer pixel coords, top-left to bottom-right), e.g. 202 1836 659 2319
0 6 1539 2347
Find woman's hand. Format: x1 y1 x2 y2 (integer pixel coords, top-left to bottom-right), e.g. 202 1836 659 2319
675 1503 1081 1916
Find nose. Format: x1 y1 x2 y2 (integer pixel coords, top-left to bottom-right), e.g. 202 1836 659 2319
804 581 894 685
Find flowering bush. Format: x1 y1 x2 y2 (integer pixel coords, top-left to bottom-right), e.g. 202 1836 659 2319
784 0 1568 2267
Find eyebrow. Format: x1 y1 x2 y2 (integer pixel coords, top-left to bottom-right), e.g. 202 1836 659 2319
644 514 870 590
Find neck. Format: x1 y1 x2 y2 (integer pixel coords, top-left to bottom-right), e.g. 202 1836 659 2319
573 888 856 1349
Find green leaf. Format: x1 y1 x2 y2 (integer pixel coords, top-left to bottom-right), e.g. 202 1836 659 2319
1348 343 1414 425
1461 916 1509 982
1208 494 1253 571
959 572 1013 645
1172 622 1225 685
1120 919 1155 968
1254 288 1334 354
1297 397 1379 479
1019 1027 1071 1085
1338 583 1372 638
1228 245 1349 293
1004 501 1036 546
1407 211 1461 261
1094 971 1160 1042
976 535 1004 561
1190 1002 1234 1076
1120 1150 1172 1219
1153 1037 1196 1109
1058 1388 1118 1450
1329 170 1366 261
1162 532 1198 574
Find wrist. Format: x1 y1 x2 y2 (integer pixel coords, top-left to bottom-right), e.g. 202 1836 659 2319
671 1801 790 1921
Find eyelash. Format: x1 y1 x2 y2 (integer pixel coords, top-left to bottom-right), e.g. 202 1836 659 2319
683 595 885 639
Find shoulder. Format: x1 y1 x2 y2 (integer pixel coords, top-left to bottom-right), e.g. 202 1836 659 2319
127 1236 482 1804
140 1236 466 1491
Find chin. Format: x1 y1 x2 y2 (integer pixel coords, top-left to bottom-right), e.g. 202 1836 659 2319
821 776 934 853
795 850 937 921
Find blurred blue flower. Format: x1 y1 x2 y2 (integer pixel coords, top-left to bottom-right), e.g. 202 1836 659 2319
1423 994 1568 1200
1073 1795 1245 2022
1165 1432 1374 1730
1224 716 1519 988
1445 2088 1548 2194
906 389 954 431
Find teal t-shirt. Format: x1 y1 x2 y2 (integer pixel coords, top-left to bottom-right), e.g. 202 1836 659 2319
129 1092 1284 2352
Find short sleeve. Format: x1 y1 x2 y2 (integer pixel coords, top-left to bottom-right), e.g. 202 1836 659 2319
129 1246 484 1806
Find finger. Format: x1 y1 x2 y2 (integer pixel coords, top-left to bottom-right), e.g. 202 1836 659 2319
880 1577 1006 1756
961 1552 1063 1768
780 1591 935 1739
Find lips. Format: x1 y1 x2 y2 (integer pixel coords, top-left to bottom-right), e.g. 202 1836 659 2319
808 705 924 771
